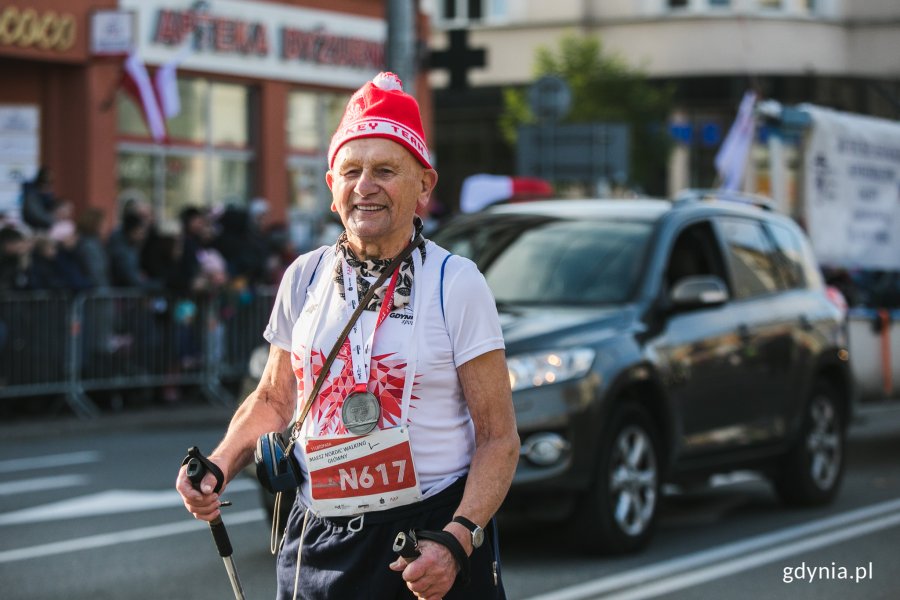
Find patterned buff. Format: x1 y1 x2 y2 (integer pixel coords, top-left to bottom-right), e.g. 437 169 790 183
334 216 427 311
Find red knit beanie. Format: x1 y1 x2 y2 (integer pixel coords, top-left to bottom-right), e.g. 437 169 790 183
328 72 432 170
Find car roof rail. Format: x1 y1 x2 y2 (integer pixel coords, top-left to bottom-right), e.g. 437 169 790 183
673 188 776 211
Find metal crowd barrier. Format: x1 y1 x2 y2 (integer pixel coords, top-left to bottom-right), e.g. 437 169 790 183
0 287 277 418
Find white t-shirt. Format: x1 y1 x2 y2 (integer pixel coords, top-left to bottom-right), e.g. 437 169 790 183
264 241 504 504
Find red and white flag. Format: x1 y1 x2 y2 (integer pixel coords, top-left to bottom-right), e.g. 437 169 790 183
122 51 167 142
154 43 192 120
715 91 757 191
460 174 554 213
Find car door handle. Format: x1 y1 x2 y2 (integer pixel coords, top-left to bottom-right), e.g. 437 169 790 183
737 324 751 343
799 315 813 331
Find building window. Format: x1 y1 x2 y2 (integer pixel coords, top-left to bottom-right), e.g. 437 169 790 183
116 77 252 222
285 90 350 250
437 0 505 25
758 0 782 8
668 0 689 7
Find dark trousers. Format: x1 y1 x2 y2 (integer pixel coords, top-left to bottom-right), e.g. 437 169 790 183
275 478 506 600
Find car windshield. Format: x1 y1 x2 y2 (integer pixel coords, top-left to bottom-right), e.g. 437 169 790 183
433 214 653 305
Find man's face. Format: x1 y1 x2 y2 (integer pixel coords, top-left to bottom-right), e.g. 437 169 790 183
326 138 436 255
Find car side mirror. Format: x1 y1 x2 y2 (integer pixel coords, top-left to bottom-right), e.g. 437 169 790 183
670 275 729 308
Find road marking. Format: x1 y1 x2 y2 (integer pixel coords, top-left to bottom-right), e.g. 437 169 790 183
0 508 265 564
523 497 900 600
0 451 101 473
0 478 257 526
603 511 900 600
0 475 88 496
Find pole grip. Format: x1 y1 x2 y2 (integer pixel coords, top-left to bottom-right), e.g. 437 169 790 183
393 530 421 560
183 446 224 494
209 518 234 558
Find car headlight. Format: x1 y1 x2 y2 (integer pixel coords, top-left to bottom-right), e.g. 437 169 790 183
507 348 595 392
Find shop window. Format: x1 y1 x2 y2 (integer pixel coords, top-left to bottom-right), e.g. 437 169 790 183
117 152 155 205
287 91 349 155
210 157 250 207
164 154 207 222
287 92 319 153
116 77 252 217
166 79 208 143
211 83 249 147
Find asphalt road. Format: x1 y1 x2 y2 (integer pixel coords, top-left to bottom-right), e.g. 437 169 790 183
0 401 898 599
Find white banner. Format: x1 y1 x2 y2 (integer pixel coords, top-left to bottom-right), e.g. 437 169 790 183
803 104 900 270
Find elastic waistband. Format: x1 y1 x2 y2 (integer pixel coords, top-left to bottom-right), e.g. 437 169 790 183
307 476 466 526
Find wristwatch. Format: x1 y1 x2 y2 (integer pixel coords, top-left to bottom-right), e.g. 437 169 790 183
452 516 484 549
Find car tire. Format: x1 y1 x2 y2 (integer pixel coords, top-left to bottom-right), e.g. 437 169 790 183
576 402 661 554
774 381 846 506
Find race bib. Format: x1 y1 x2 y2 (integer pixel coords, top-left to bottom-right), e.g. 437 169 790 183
304 426 422 516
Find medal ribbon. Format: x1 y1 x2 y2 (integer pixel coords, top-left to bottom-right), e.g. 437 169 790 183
341 257 400 394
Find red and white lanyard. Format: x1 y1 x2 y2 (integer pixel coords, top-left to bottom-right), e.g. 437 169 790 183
341 257 400 394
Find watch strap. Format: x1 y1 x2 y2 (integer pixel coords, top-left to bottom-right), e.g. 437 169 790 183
452 516 480 533
452 516 483 547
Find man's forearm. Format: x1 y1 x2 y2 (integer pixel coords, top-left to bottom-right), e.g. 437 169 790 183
453 434 519 528
211 388 292 482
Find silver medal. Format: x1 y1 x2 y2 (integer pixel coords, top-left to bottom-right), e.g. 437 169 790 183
341 392 381 435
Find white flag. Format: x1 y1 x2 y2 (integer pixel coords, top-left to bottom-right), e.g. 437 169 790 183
154 43 191 119
123 52 166 142
715 91 757 191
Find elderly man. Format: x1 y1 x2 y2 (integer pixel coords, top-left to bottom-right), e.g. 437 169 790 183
176 72 519 600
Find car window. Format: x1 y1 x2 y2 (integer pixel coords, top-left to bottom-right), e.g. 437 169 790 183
719 217 782 299
434 216 653 305
766 222 808 290
431 214 548 269
485 220 652 305
665 221 726 293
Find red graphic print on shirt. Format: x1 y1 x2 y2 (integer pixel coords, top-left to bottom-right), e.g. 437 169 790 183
292 346 418 436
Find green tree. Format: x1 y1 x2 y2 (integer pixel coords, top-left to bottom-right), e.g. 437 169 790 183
500 35 674 194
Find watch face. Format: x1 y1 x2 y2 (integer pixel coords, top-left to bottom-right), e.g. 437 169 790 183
472 527 484 548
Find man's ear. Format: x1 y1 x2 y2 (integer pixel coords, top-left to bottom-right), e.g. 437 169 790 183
418 169 438 210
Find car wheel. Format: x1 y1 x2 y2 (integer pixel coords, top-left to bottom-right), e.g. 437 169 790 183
774 381 845 506
576 402 661 554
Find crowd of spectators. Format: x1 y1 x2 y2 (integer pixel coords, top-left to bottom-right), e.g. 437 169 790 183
1 169 301 403
1 168 294 296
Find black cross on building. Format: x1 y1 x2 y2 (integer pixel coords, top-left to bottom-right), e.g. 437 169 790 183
428 29 486 90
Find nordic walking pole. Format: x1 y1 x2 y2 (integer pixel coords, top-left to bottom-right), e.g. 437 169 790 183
183 446 246 600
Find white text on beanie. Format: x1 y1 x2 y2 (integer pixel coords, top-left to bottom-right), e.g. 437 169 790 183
327 72 432 169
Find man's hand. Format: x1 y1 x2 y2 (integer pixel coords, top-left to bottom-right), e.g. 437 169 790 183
175 458 227 522
389 539 459 600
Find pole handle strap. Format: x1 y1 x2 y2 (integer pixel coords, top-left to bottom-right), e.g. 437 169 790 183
182 446 225 495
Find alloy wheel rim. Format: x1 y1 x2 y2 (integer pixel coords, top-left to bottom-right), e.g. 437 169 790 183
609 425 658 536
806 396 841 490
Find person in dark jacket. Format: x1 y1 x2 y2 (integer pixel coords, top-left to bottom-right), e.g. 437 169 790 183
21 167 61 231
107 211 160 291
0 226 33 291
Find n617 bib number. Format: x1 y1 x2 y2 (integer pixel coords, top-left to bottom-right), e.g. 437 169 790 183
308 435 417 501
339 460 407 492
